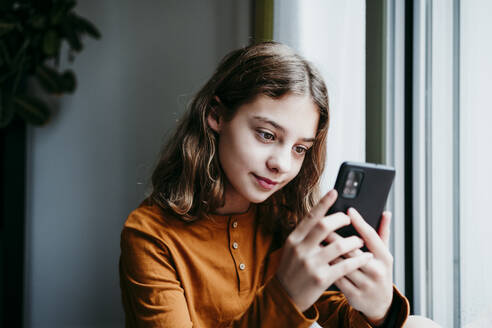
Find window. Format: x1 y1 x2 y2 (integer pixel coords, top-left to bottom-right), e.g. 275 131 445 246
393 0 492 326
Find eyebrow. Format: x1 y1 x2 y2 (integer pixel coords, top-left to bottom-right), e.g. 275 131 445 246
252 116 316 142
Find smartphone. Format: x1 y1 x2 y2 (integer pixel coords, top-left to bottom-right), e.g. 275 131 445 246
325 161 395 241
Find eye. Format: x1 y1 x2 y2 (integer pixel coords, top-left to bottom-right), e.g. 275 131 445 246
293 145 308 155
257 130 275 141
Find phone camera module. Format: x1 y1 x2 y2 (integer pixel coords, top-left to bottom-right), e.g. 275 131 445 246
342 170 364 198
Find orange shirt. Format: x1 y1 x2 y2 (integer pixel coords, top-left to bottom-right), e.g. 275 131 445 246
119 199 409 327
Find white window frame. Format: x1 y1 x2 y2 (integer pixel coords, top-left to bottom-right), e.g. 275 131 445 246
383 0 407 295
409 0 459 326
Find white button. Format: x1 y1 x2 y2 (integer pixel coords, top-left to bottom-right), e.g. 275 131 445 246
232 221 238 228
232 242 238 249
239 263 246 270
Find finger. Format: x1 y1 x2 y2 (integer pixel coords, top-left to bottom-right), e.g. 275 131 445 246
330 256 342 266
324 252 373 280
324 232 363 258
330 252 380 281
348 208 386 258
351 259 381 279
309 189 338 219
334 276 359 296
378 211 392 248
301 213 351 250
341 267 370 289
289 189 338 242
318 235 363 263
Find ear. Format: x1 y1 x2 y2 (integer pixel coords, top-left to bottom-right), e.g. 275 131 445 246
207 96 223 133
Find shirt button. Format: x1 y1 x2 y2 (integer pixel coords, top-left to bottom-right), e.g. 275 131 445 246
232 242 238 249
232 221 238 228
239 263 246 270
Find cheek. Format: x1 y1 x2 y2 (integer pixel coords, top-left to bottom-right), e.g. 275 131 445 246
276 160 305 189
290 161 304 179
224 131 263 162
218 130 260 174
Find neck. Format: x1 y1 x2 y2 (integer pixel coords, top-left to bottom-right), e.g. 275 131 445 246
214 202 251 215
213 182 251 215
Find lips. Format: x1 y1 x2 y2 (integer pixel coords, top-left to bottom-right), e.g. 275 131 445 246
253 174 278 190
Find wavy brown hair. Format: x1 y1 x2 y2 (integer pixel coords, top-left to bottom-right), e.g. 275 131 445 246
150 42 329 238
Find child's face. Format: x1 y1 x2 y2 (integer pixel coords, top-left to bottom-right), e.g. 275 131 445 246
208 93 320 212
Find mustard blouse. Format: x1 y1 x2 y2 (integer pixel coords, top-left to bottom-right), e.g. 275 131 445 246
119 199 409 327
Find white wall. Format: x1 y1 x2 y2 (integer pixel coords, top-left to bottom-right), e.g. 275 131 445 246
460 0 492 326
24 1 250 327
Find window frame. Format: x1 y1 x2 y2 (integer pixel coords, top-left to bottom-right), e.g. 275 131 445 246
373 1 461 325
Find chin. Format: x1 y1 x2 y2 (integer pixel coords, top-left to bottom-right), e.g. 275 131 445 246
244 191 272 204
249 197 269 204
248 190 277 204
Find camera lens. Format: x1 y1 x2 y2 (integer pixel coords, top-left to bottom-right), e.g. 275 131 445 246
342 169 364 198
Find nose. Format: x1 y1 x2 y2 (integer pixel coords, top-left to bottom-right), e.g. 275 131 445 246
266 146 292 174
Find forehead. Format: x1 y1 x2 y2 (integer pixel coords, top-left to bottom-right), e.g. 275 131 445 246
236 93 320 138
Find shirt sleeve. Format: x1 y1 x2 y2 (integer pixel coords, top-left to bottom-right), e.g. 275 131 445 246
120 227 193 328
314 285 410 327
120 227 318 328
229 275 319 328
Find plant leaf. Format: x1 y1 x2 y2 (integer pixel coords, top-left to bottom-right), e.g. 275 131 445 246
43 29 61 56
61 21 83 52
0 70 14 84
72 14 101 39
29 15 46 29
50 0 75 26
61 69 76 93
0 40 11 65
0 21 16 37
13 39 29 66
13 94 50 126
35 65 62 94
11 65 25 96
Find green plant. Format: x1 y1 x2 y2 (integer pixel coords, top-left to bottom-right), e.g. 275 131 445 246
0 0 100 128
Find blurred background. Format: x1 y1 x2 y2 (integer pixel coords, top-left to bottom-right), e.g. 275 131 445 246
1 0 491 327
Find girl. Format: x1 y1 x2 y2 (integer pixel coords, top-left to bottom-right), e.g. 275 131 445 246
119 42 410 327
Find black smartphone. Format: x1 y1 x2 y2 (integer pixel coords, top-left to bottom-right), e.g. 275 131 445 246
326 161 395 240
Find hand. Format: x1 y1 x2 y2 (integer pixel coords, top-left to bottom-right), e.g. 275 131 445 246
275 190 374 312
330 208 394 325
